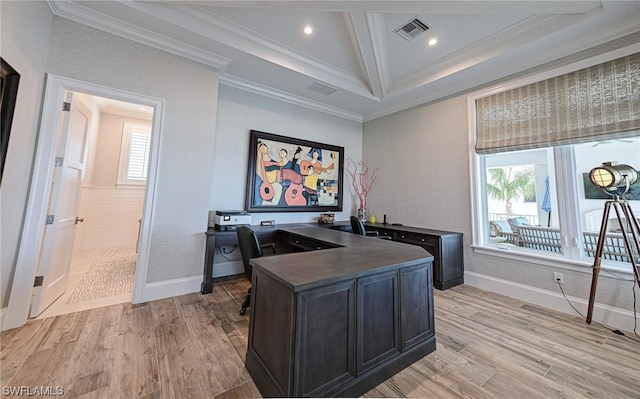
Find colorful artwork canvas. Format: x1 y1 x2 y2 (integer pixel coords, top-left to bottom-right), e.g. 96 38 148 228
245 130 344 212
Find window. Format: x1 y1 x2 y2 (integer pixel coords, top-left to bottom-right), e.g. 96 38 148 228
476 133 640 271
471 50 640 273
118 122 151 185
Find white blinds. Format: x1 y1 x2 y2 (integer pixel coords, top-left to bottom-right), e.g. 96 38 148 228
475 52 640 154
127 129 150 180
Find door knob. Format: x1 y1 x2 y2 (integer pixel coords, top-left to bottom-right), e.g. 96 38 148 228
75 217 84 224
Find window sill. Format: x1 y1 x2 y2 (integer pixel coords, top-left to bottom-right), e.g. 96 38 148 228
471 243 635 278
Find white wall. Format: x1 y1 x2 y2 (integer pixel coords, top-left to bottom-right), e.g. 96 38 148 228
0 1 53 307
363 95 636 320
45 18 219 284
211 85 363 224
73 113 150 251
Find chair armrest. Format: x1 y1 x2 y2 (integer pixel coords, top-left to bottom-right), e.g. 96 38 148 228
260 242 276 254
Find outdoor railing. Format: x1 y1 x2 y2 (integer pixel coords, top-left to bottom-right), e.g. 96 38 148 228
494 225 639 263
488 213 539 226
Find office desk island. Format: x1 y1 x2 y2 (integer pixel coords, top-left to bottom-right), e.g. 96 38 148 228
243 226 436 398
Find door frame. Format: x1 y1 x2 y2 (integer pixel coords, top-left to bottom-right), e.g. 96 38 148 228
3 74 164 330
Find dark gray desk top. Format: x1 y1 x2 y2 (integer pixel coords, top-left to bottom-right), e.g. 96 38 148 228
251 226 433 292
364 222 463 237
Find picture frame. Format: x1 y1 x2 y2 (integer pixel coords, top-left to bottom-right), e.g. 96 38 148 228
245 130 344 212
1 57 21 184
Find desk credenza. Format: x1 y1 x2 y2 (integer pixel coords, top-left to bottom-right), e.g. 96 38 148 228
244 227 435 397
364 223 464 290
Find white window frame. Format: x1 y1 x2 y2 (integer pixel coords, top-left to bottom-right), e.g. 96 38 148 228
117 122 151 186
468 46 640 278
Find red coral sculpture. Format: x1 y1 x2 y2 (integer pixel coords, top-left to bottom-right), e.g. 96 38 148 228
345 158 378 218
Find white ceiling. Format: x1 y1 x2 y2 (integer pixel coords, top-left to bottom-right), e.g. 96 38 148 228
100 98 154 120
48 1 640 122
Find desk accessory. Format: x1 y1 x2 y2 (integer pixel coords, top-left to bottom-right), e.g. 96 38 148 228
318 213 335 224
212 210 251 231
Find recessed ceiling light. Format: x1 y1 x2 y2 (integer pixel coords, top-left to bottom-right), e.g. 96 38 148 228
304 26 313 35
428 38 438 46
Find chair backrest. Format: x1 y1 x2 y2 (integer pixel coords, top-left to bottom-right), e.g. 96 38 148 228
236 225 263 279
490 220 512 234
350 216 366 236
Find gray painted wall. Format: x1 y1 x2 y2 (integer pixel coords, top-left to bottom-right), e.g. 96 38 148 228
211 85 363 225
0 1 54 307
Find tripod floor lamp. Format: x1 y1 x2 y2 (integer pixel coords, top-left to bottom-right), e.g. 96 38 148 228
586 162 640 324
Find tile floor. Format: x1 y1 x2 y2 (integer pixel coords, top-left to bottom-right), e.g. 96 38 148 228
35 247 135 320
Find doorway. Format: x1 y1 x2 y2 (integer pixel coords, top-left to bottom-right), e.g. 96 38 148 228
4 75 163 330
34 92 153 319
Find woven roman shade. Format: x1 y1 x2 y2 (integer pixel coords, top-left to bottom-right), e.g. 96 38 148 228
475 53 640 154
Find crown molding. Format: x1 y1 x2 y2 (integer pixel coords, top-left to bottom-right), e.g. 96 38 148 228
220 75 363 123
47 0 231 70
364 30 640 123
366 12 390 97
118 1 377 101
387 12 595 98
342 11 379 98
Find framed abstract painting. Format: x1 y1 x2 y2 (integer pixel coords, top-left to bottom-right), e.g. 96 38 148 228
245 130 344 212
1 57 20 184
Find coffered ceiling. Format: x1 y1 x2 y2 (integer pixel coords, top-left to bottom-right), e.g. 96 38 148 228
48 1 640 122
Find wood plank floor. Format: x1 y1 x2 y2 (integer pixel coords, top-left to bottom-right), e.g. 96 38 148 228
2 276 638 398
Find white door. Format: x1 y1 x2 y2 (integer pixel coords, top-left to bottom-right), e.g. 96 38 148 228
30 93 90 317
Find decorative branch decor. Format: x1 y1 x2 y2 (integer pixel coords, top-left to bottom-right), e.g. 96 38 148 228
346 158 378 221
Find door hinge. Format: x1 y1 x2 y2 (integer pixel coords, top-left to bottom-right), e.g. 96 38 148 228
55 156 64 167
62 102 71 112
45 214 55 225
34 276 44 287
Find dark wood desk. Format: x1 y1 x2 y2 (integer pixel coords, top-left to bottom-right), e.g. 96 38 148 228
364 223 464 290
201 225 283 294
202 221 463 293
245 226 435 397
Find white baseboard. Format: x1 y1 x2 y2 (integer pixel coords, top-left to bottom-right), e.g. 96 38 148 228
135 262 244 304
464 271 638 333
139 275 203 303
0 307 6 331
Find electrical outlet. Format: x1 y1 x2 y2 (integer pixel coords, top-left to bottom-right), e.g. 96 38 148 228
554 272 564 284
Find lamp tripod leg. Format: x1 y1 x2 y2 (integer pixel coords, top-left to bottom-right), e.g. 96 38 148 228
586 201 611 324
618 203 640 287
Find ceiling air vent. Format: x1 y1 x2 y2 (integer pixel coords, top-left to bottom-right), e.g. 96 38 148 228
394 17 429 41
305 81 337 96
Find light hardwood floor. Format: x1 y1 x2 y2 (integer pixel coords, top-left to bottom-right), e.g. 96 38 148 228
2 276 638 398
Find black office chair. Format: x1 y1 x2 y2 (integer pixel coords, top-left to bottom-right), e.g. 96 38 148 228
350 216 392 239
236 225 275 315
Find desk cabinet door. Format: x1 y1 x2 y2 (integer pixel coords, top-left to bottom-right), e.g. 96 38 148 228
356 271 400 374
294 280 356 397
400 262 434 350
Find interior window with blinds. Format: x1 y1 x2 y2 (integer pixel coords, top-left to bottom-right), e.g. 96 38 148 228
118 122 151 185
472 51 640 269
